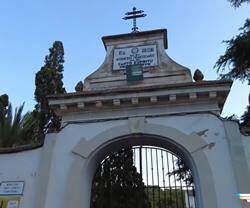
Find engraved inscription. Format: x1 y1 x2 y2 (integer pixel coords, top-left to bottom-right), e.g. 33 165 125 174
113 44 158 70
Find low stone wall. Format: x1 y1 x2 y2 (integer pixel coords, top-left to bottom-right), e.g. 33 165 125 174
0 142 43 154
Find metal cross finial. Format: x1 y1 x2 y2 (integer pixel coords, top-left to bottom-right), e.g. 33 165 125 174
123 7 147 33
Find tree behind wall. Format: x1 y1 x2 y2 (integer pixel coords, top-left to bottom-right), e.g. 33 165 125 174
91 148 150 208
215 0 250 130
34 41 65 136
215 0 250 82
228 0 250 7
0 94 38 147
241 105 250 128
214 19 250 83
0 94 9 116
169 157 193 186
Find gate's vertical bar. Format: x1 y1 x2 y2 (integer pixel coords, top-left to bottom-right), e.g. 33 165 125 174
150 148 155 208
185 175 191 208
177 159 185 208
161 150 167 208
133 148 136 167
171 155 179 208
166 151 172 206
145 147 149 197
155 149 161 208
192 185 196 208
139 146 143 175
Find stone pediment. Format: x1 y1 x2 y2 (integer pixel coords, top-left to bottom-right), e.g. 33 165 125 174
48 28 232 118
83 29 192 91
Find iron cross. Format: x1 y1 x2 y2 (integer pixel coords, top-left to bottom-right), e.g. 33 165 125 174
123 7 147 33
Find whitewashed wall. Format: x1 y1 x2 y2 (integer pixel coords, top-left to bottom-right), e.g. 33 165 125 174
41 113 243 208
0 148 41 208
242 135 250 173
0 113 249 208
150 114 240 207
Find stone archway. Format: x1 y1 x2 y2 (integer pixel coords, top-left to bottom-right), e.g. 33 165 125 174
64 121 217 208
91 145 197 208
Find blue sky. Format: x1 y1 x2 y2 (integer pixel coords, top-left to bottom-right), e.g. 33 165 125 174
0 0 249 117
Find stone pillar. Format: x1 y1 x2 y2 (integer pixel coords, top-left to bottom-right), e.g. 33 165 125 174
64 156 95 208
224 121 250 208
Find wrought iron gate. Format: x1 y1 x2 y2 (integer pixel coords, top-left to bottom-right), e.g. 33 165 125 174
133 146 196 208
91 146 196 208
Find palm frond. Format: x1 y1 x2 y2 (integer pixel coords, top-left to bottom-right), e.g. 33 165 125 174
0 102 38 147
7 104 13 127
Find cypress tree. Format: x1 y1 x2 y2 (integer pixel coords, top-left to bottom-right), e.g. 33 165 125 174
34 41 65 135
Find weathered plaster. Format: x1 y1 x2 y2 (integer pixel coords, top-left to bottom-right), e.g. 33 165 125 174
68 120 218 208
224 121 250 208
0 27 245 208
0 148 42 208
84 29 192 91
35 133 57 208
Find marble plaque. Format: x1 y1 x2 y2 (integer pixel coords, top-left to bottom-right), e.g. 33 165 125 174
113 44 158 70
0 181 24 196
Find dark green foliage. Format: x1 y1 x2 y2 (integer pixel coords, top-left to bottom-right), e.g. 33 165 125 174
215 19 250 83
0 98 38 148
91 148 150 208
241 105 250 127
0 94 9 118
169 158 193 186
147 186 187 208
228 0 250 7
217 1 250 131
216 0 250 129
45 41 64 74
0 41 66 147
0 94 9 108
224 114 240 121
34 41 65 135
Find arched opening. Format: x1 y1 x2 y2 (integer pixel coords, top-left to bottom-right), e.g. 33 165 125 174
90 135 197 208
